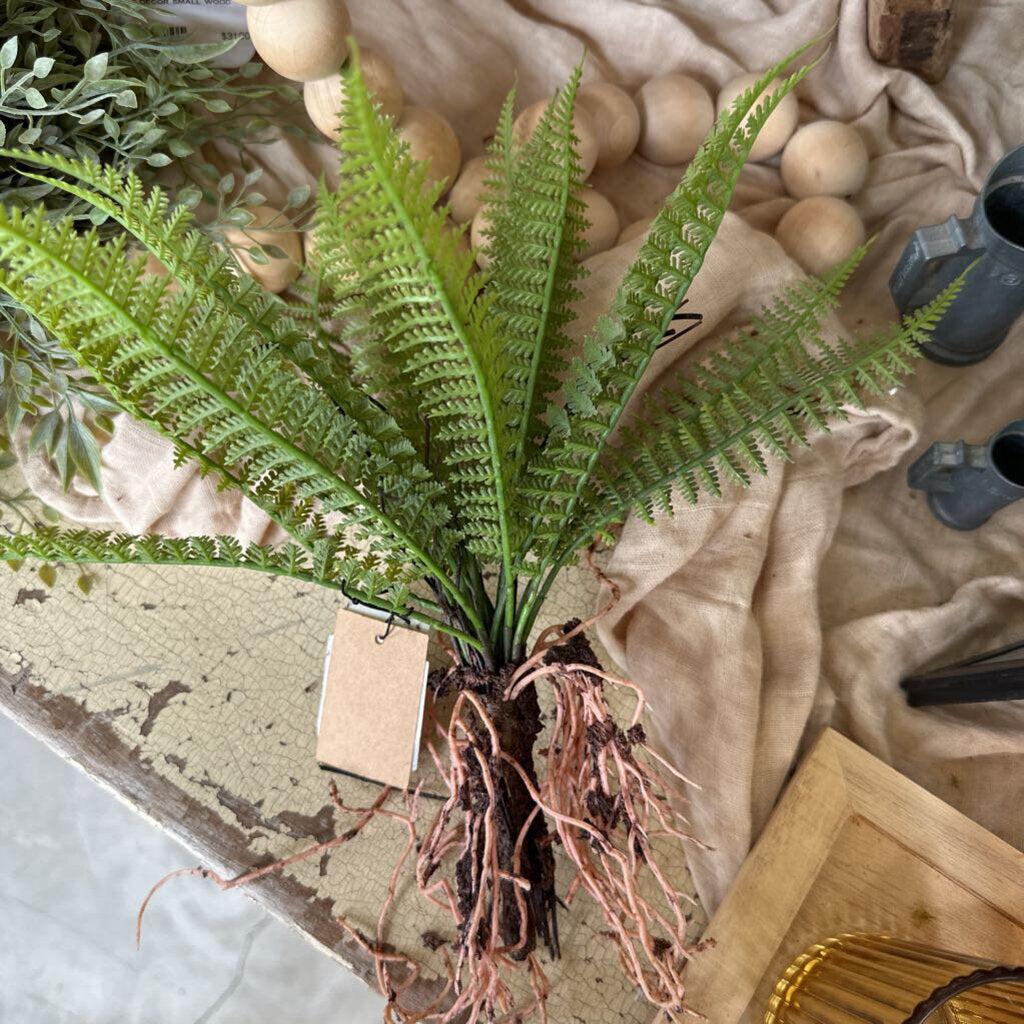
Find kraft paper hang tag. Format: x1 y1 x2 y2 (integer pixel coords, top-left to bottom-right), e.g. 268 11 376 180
316 606 431 791
140 0 255 68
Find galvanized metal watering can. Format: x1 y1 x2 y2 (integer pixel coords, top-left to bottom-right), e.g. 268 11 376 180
890 143 1024 365
908 418 1024 529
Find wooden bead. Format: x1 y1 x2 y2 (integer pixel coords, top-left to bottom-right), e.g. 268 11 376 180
617 216 654 245
716 72 798 161
781 120 869 199
303 49 403 140
449 155 490 225
396 106 461 192
634 75 714 165
247 0 350 83
224 205 303 293
578 188 619 260
513 99 599 179
578 82 641 169
775 196 865 276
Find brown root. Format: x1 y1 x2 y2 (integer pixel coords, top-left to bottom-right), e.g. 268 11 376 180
138 619 706 1022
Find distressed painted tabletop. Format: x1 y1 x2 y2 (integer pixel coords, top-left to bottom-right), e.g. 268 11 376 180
0 465 704 1023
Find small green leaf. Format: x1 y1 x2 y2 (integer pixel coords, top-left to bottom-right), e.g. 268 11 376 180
285 184 311 208
176 186 202 209
145 153 172 168
18 126 41 146
83 51 109 82
38 564 57 587
67 416 103 493
0 37 18 70
24 87 47 110
114 89 137 110
217 173 235 194
77 574 94 595
42 505 61 523
32 56 54 77
263 243 288 260
5 560 23 573
204 98 231 114
0 452 16 471
78 108 104 126
246 245 269 266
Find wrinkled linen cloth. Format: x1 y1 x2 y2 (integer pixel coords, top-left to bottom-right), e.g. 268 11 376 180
17 0 1024 915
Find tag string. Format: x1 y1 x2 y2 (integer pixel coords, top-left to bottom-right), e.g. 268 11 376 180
375 612 397 645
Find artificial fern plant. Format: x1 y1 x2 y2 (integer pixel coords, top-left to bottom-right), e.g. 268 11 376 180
0 41 963 1017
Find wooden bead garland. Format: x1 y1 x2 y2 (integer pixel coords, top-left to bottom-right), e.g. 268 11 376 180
775 196 865 276
715 72 798 161
577 82 641 169
449 155 490 225
578 188 619 258
223 204 304 293
634 74 714 165
246 0 351 83
396 106 461 193
780 120 869 199
303 48 403 140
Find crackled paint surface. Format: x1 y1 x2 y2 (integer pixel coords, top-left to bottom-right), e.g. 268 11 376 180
0 473 704 1023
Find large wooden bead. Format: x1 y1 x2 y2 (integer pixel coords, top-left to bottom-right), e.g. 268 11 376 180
617 216 654 245
634 75 714 165
775 196 865 276
449 155 490 225
224 204 303 293
578 188 619 260
303 49 402 140
397 106 461 192
578 81 641 169
716 72 798 161
781 120 869 199
247 0 350 83
513 99 599 178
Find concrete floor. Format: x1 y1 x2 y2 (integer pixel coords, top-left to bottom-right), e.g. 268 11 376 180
0 712 385 1023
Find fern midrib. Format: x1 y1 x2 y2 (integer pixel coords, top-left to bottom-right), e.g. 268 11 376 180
0 217 485 635
352 88 517 632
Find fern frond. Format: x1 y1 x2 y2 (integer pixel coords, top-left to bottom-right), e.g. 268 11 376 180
0 203 473 619
483 64 589 485
0 527 477 643
313 43 517 615
529 271 967 616
518 43 822 588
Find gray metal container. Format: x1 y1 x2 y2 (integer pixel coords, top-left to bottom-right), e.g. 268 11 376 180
907 418 1024 529
890 143 1024 365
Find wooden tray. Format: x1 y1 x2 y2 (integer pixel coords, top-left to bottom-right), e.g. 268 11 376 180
680 728 1024 1024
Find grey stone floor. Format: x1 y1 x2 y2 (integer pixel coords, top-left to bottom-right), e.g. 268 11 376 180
0 712 385 1023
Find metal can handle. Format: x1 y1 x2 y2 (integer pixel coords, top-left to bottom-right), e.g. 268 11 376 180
889 214 978 314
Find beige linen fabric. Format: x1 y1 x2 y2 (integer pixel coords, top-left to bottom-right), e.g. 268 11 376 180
15 0 1024 915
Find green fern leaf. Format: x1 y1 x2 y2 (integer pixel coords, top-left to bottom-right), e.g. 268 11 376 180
312 43 518 619
518 43 822 588
482 64 589 481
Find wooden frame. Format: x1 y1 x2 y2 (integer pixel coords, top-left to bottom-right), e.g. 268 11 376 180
681 728 1024 1024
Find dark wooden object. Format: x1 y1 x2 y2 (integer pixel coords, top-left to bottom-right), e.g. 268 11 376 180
867 0 959 83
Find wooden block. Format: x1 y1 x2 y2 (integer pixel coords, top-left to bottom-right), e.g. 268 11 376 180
867 0 959 83
680 728 1024 1024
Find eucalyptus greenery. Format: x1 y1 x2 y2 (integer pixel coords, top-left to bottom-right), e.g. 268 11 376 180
0 44 962 670
0 0 310 489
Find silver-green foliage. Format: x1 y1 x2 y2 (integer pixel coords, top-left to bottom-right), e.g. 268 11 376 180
0 42 963 668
